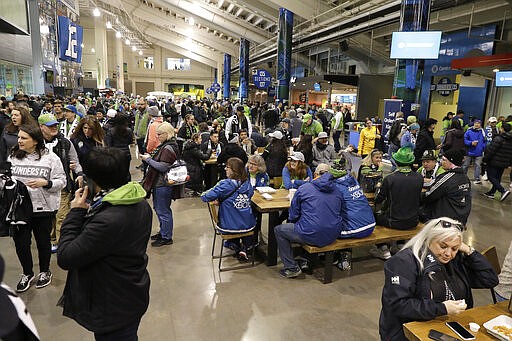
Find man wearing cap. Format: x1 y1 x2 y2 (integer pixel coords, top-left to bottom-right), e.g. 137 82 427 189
70 95 86 118
225 105 252 142
312 131 337 168
39 113 83 253
421 148 472 224
417 150 445 190
60 105 80 139
371 147 423 259
277 118 292 142
301 113 323 137
274 164 344 278
484 117 500 144
144 106 164 154
463 119 486 184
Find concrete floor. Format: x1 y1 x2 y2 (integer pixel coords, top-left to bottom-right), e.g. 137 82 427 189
1 158 511 341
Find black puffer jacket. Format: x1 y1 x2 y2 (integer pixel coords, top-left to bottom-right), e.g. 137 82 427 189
483 131 512 168
217 143 248 166
443 128 466 155
414 129 436 164
421 167 472 224
182 140 211 191
0 130 18 162
262 142 288 178
380 248 498 341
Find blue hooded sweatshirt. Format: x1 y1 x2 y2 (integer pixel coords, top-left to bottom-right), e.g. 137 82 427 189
201 178 255 233
334 175 376 238
464 127 486 157
289 173 343 247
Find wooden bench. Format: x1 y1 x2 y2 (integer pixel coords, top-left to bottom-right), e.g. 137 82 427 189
302 224 424 284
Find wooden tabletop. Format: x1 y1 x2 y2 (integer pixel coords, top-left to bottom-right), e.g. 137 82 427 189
404 301 511 341
251 189 291 213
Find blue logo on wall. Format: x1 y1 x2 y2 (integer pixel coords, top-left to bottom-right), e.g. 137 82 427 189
313 82 321 91
211 83 221 92
58 16 83 63
252 70 272 89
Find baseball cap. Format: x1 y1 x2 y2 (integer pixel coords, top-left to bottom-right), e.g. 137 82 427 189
268 131 283 140
302 113 312 122
289 151 305 162
318 132 328 139
38 113 59 126
106 109 117 118
421 150 437 161
63 105 78 115
488 117 497 123
147 106 161 117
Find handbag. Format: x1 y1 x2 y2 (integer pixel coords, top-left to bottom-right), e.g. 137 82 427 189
166 160 189 185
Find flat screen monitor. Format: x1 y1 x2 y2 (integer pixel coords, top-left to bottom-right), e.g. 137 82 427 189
496 71 512 87
390 31 442 59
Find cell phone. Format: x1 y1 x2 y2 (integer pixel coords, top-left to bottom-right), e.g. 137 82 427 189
428 329 461 341
80 176 95 202
445 322 475 340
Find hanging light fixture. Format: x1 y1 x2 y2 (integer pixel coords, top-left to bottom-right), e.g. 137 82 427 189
188 17 195 26
138 50 143 55
125 39 130 45
93 8 101 17
116 31 122 38
132 46 137 51
106 21 112 29
91 47 96 53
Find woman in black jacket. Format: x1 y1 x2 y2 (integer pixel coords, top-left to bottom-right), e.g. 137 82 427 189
414 118 439 167
0 106 36 162
379 217 498 341
442 119 465 155
482 123 512 200
262 131 288 178
182 133 212 194
71 116 104 165
105 114 134 181
295 134 314 168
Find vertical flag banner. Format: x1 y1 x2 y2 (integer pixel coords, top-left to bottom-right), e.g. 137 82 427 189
239 38 249 100
58 16 83 63
223 54 231 100
277 8 293 102
382 99 403 147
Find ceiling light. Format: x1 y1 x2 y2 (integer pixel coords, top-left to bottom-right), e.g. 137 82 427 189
138 50 143 55
116 31 122 38
91 48 96 53
106 21 112 29
81 43 85 48
132 46 137 51
493 68 500 73
189 17 195 26
93 8 101 17
40 24 50 35
125 39 130 45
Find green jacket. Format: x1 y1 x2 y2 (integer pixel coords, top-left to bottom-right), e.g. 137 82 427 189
134 109 150 139
301 120 323 137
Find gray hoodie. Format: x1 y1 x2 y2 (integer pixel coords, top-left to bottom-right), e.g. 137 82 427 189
8 150 66 213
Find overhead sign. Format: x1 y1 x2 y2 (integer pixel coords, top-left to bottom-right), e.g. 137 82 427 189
211 82 221 92
58 16 83 63
430 77 459 96
252 69 272 89
496 71 512 87
313 82 321 91
390 31 442 59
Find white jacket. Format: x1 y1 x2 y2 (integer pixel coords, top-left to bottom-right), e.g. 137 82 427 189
8 150 66 213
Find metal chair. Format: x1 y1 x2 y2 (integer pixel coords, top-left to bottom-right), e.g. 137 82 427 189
481 245 501 303
207 202 256 271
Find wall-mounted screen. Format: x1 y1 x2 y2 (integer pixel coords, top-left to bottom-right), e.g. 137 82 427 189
496 71 512 87
390 31 442 59
166 58 191 71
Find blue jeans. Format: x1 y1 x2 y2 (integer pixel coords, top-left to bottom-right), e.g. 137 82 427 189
462 155 482 181
388 143 400 171
153 186 174 240
274 223 305 269
94 319 140 341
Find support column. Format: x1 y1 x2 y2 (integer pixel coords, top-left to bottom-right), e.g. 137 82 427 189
115 35 124 93
392 0 431 113
238 38 249 101
28 0 44 95
94 17 108 89
277 8 293 103
223 53 231 100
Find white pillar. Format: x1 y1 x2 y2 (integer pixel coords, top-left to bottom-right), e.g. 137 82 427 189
115 36 124 92
94 17 108 88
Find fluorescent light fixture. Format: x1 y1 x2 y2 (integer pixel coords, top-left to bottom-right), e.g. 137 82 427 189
81 43 85 48
189 17 195 26
132 46 137 51
116 31 122 38
106 21 112 29
125 39 130 45
138 50 143 55
91 48 96 53
493 68 500 73
93 8 101 17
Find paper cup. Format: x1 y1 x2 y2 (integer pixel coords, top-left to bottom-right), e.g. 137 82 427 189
469 322 480 332
289 188 297 203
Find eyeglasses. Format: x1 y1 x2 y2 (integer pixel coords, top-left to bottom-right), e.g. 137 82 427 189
437 219 465 232
248 162 258 166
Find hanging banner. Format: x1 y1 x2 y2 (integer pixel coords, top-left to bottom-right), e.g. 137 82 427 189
382 99 403 146
58 16 83 63
277 8 293 101
252 69 272 89
223 54 231 99
239 39 249 99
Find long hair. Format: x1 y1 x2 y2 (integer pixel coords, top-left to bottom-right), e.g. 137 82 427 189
269 137 287 156
402 217 463 271
285 159 308 179
10 124 46 160
71 116 104 145
5 106 36 133
226 157 248 182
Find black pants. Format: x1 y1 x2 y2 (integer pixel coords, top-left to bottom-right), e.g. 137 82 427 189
13 213 55 276
94 319 140 341
487 166 505 194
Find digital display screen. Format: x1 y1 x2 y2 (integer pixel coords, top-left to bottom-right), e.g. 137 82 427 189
496 71 512 87
390 31 442 59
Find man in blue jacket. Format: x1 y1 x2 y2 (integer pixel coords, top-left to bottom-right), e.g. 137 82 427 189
463 119 486 184
274 164 344 278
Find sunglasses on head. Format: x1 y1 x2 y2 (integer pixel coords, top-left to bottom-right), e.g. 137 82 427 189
437 219 465 232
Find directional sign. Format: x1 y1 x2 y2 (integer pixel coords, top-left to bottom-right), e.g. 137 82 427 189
252 69 272 89
206 87 213 94
211 82 221 92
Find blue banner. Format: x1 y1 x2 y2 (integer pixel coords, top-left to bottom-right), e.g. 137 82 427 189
277 8 293 101
382 99 403 146
58 16 83 63
239 39 249 100
252 69 271 89
223 54 231 99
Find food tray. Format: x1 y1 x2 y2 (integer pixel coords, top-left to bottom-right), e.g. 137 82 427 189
483 315 512 341
256 187 277 194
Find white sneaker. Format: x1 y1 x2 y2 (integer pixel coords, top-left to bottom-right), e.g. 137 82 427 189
369 245 392 260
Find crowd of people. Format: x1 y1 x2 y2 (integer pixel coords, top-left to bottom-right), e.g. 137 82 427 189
0 92 511 341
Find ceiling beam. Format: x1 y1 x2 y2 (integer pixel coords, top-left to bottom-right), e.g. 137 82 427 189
147 36 219 68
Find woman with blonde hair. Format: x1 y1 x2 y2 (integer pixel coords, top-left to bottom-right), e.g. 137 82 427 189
379 217 498 341
357 149 383 183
